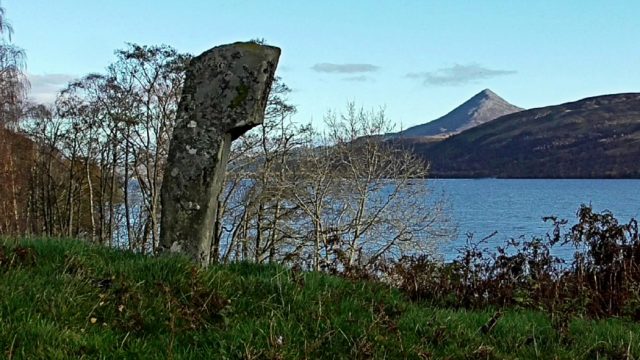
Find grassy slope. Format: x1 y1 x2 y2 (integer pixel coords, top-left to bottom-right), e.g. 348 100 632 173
1 238 639 359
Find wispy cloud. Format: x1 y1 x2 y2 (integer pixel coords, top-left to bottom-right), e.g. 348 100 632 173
343 75 373 82
311 63 379 74
27 73 76 104
407 64 516 86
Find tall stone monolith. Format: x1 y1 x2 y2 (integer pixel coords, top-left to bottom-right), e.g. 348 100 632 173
160 42 280 265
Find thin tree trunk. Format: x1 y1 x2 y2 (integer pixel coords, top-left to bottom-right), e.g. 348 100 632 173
108 142 117 247
8 153 20 234
268 201 282 263
86 145 97 242
255 203 265 263
124 137 133 250
210 197 224 264
66 145 77 237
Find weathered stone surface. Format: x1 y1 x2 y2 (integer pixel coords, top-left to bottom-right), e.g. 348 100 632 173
160 42 280 265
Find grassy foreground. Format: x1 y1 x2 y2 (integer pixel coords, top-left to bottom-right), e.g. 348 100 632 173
1 238 639 359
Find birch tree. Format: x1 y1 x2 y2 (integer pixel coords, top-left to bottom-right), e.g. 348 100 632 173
0 4 32 235
217 102 453 270
0 4 28 128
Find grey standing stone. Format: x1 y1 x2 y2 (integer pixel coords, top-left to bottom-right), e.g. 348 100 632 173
160 42 280 265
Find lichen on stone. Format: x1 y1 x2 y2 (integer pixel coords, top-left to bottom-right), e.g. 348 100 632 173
159 42 281 266
231 83 250 109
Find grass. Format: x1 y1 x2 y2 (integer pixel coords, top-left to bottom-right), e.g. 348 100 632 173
1 238 639 359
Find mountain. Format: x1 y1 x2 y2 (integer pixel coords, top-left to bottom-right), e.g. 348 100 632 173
398 89 523 137
403 93 640 178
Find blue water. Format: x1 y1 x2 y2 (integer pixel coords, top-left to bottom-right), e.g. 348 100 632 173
431 179 640 260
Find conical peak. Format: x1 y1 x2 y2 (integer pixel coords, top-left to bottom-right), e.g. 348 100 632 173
479 88 496 96
474 88 498 100
397 89 522 137
465 89 515 108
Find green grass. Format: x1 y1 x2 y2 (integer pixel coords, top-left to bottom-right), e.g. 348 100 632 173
1 238 639 359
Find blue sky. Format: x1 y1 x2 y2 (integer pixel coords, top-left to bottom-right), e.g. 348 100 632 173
6 0 640 130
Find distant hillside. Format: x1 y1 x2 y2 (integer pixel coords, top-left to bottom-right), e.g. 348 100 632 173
403 93 640 178
0 127 37 233
397 89 523 137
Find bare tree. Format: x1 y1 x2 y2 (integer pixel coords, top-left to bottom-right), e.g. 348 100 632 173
50 44 189 250
216 78 304 264
23 104 62 236
54 74 118 243
0 4 28 128
277 104 453 271
0 4 33 235
104 44 189 252
216 102 453 270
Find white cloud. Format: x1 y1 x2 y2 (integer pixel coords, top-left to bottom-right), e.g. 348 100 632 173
407 64 516 86
27 73 77 104
311 63 379 74
342 75 373 82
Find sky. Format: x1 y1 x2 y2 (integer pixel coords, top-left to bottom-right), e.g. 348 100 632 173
5 0 640 130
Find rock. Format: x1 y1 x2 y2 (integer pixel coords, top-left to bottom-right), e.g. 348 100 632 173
160 42 280 265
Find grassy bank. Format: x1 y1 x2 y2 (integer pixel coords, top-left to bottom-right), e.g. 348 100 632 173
1 238 639 359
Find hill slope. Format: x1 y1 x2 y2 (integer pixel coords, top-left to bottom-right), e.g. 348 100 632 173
407 93 640 178
398 89 523 137
0 127 37 232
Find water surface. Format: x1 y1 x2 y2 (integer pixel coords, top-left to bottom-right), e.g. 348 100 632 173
431 179 640 260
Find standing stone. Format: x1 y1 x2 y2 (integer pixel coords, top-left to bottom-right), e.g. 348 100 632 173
160 42 280 265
